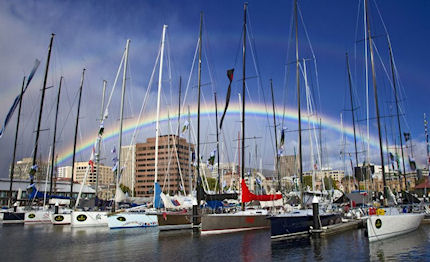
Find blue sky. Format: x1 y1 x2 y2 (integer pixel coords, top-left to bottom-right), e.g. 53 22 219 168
0 0 429 177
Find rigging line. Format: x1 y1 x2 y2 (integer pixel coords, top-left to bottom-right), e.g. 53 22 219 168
126 52 135 119
181 38 199 113
245 17 275 158
364 0 370 163
281 0 295 130
57 87 79 142
353 0 363 90
297 4 322 114
203 15 218 94
166 32 174 113
103 49 125 120
123 42 160 168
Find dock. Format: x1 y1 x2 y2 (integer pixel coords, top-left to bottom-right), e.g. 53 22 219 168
310 219 366 237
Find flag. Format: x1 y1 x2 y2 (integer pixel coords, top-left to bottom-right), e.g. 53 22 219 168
256 177 262 185
111 146 116 154
219 68 234 130
389 152 395 169
0 59 40 138
208 149 216 166
409 156 416 171
404 132 411 142
280 128 286 147
98 122 104 136
88 147 95 173
182 120 189 133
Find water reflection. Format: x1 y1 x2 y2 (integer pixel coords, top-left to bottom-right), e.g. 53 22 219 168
369 226 429 261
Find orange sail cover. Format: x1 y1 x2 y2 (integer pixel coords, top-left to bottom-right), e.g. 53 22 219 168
241 179 282 203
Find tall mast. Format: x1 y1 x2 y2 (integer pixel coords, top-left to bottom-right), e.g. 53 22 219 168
241 2 247 211
96 80 107 200
425 113 429 196
177 77 182 137
70 69 85 204
154 25 167 207
294 0 304 207
365 0 387 203
214 92 221 193
346 53 359 167
8 77 26 207
270 79 280 191
48 76 62 199
188 106 192 195
177 77 182 193
388 39 407 191
32 33 55 186
114 39 130 212
197 13 203 205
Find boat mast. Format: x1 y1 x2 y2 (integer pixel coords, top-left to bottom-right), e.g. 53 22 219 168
154 25 167 207
177 77 182 137
346 53 359 168
425 113 429 196
294 0 304 207
241 2 247 211
388 39 407 191
69 69 85 205
96 80 107 201
197 13 203 206
32 33 54 186
365 0 388 203
188 106 192 195
48 76 62 200
214 92 221 193
114 39 130 212
8 77 26 207
271 79 280 191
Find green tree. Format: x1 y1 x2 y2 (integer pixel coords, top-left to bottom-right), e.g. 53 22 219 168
323 176 338 190
120 184 131 195
303 175 312 189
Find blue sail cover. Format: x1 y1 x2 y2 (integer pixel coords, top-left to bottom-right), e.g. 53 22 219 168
154 182 164 208
206 200 224 209
0 59 40 138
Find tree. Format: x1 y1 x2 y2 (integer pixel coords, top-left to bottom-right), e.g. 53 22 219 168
303 175 312 189
120 184 131 195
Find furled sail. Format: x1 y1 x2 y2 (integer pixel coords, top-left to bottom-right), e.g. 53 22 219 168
241 179 282 203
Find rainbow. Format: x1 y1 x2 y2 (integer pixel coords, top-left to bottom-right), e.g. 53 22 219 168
56 101 380 166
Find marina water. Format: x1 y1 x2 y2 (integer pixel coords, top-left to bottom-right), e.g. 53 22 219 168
1 224 429 261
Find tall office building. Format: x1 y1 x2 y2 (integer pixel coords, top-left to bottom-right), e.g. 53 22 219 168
135 135 194 197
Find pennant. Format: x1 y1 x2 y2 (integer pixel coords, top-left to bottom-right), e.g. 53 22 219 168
182 120 189 133
219 68 234 130
280 128 285 146
208 149 216 166
98 122 104 136
88 147 95 173
404 132 411 142
0 59 41 138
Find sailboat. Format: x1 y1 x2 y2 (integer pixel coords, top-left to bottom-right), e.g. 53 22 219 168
16 34 55 225
106 39 158 229
1 59 40 224
199 4 284 235
268 0 341 239
362 0 424 242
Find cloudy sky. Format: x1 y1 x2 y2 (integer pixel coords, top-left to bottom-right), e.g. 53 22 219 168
0 0 429 179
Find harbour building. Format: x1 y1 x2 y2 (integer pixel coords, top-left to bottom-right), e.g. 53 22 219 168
135 135 194 197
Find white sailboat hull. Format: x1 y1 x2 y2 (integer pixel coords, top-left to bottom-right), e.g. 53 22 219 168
367 213 424 242
71 211 108 227
51 213 71 225
108 213 158 229
24 210 52 224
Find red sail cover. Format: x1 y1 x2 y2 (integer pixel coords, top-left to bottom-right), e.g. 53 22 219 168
241 179 282 203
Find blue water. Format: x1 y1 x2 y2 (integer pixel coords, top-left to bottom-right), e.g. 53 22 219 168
0 223 429 261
